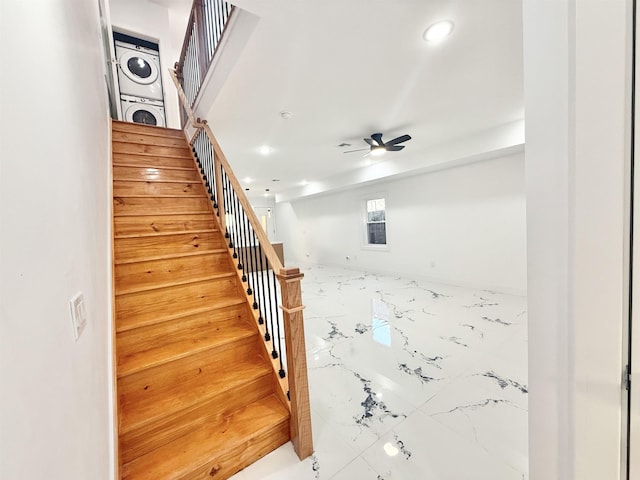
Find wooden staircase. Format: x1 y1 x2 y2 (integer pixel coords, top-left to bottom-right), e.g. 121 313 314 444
111 120 290 480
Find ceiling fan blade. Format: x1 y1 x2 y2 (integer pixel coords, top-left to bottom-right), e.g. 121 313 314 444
386 134 411 146
344 148 369 153
386 145 405 152
371 133 384 146
364 138 375 146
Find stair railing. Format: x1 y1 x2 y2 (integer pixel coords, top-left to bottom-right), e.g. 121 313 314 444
175 0 234 126
170 69 313 461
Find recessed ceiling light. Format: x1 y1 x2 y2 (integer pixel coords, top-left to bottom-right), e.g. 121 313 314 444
423 20 454 43
280 111 293 119
272 179 280 182
258 145 272 156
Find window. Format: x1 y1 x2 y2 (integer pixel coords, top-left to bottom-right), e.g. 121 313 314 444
366 198 386 245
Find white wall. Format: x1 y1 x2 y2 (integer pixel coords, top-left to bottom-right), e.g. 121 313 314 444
110 0 181 129
523 1 629 479
276 152 527 294
0 1 113 479
248 194 278 242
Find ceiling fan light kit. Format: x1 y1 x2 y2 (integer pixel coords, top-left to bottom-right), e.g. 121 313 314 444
344 132 412 156
370 145 386 156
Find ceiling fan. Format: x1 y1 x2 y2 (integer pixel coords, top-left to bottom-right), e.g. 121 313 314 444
343 132 412 156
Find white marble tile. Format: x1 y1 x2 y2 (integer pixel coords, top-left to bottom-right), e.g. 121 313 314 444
361 409 524 480
330 457 380 480
420 374 528 474
235 265 528 480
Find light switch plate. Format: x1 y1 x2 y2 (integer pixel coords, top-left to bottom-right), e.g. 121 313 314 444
70 292 87 340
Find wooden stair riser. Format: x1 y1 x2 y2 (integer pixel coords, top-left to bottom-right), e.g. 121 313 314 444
114 214 216 236
114 196 211 216
113 180 205 197
112 121 184 138
113 141 192 158
115 252 234 294
118 338 266 432
178 420 289 480
119 373 274 464
113 131 188 148
118 303 250 353
121 395 290 480
112 152 196 169
116 304 254 377
114 165 201 182
116 277 240 331
114 232 225 262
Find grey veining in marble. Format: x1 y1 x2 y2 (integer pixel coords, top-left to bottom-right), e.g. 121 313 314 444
230 265 528 480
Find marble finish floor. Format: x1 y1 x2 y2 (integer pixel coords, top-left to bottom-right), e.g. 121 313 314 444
231 265 528 480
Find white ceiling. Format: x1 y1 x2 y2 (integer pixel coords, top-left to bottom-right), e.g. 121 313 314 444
164 0 524 200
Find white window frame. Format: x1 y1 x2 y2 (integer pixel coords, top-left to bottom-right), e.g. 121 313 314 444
362 195 389 251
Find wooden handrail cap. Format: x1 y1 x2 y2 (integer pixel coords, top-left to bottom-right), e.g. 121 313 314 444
278 267 304 281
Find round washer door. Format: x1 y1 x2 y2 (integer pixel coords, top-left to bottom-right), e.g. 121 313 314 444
124 103 162 126
119 50 159 85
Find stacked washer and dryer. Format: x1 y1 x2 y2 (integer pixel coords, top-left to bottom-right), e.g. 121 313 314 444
114 32 166 127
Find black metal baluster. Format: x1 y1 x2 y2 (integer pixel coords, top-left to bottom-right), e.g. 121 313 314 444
212 0 220 51
222 171 235 251
225 173 241 267
217 0 223 46
256 239 267 327
248 221 260 309
231 188 247 282
271 268 285 378
239 203 253 294
258 243 277 358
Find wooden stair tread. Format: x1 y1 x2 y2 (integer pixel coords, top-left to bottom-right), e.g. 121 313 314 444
111 151 193 160
115 251 233 294
112 142 192 158
114 214 216 236
117 321 256 378
111 177 205 184
112 154 195 170
116 296 245 333
116 272 235 296
119 346 269 433
115 228 218 239
121 395 289 480
113 194 207 199
112 133 187 148
112 120 184 137
113 165 200 183
113 180 206 197
113 163 196 171
115 274 241 330
114 248 227 265
114 196 211 216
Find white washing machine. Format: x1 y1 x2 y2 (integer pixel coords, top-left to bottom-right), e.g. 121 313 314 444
121 95 166 127
115 40 163 100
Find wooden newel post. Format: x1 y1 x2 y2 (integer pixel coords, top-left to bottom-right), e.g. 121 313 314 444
278 267 313 460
